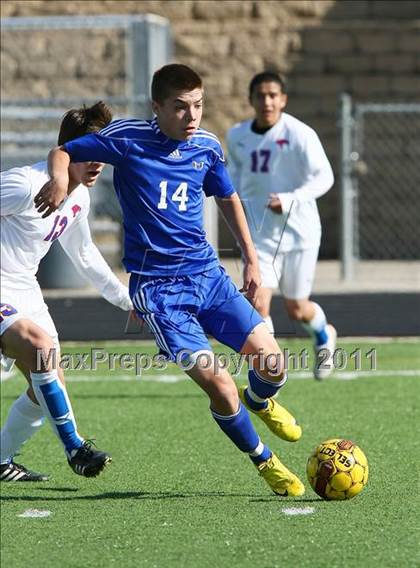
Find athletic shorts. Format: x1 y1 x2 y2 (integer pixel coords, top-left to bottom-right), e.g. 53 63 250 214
130 265 263 362
257 247 319 300
0 286 59 364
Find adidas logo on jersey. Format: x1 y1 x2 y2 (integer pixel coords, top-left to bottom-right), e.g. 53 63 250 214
168 149 182 159
192 160 204 170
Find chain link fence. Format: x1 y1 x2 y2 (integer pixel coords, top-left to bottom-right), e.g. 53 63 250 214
340 95 420 279
1 14 172 284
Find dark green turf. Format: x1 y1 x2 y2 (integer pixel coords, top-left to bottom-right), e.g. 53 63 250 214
1 339 419 567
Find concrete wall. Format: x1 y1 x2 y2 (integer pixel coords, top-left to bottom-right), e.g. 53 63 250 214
2 0 420 257
41 292 420 339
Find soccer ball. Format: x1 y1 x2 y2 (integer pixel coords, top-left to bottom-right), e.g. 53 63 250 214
306 438 369 500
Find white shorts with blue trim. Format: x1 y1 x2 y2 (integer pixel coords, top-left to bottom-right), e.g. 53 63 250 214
1 286 59 371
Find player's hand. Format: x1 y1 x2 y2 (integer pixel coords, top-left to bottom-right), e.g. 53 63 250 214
267 193 283 214
124 309 145 334
241 261 261 302
130 309 143 323
34 177 68 218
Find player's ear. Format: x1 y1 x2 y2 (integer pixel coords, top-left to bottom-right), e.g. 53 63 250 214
151 100 160 116
280 94 288 109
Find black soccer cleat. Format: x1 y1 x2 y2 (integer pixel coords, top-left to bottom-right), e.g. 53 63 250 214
67 440 111 478
0 461 49 482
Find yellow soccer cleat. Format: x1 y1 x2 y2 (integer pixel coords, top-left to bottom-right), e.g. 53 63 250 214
257 453 305 497
238 385 302 442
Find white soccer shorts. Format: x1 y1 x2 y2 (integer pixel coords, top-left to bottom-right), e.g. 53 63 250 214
257 247 319 300
0 285 59 348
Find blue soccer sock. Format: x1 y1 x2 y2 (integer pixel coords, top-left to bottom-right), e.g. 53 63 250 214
246 368 287 411
211 402 272 465
248 441 272 465
30 371 84 457
244 387 267 411
301 302 329 346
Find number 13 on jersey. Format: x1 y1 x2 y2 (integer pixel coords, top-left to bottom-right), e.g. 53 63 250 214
158 180 189 211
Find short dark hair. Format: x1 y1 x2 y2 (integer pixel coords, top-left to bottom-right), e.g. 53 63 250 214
249 72 287 99
58 101 113 145
151 64 202 104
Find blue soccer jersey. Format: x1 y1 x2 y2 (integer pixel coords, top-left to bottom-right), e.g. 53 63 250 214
64 118 236 276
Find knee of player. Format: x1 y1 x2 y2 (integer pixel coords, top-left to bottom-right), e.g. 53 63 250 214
30 326 54 355
285 302 305 321
256 350 286 381
209 375 239 407
221 379 239 402
15 321 55 370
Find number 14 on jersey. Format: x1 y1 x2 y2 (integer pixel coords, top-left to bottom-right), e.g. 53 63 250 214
158 180 189 211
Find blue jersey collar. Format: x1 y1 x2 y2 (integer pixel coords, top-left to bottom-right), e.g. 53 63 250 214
151 117 192 150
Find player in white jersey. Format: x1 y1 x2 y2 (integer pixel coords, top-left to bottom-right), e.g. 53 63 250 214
227 72 337 379
0 102 132 481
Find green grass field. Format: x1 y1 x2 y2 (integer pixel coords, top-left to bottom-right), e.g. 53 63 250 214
1 338 419 568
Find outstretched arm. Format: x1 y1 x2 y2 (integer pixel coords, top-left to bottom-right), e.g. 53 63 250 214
59 216 132 311
35 130 129 217
34 146 71 218
216 192 261 301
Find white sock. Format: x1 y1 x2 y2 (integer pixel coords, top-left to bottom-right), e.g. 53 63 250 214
264 316 275 334
0 392 45 463
249 440 264 457
301 302 327 337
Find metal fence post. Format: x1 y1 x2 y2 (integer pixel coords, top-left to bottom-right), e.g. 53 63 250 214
126 15 172 118
203 197 219 255
125 16 220 252
340 93 354 281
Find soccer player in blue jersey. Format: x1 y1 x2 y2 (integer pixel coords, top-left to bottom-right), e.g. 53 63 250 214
35 64 305 497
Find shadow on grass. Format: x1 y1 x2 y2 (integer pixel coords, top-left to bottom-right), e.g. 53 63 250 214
0 489 294 502
35 487 79 492
250 497 322 503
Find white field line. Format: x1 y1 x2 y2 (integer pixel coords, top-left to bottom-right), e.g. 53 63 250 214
62 369 420 383
282 507 315 516
2 369 419 385
17 509 52 518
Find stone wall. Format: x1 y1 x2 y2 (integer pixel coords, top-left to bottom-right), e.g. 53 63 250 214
2 0 420 258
